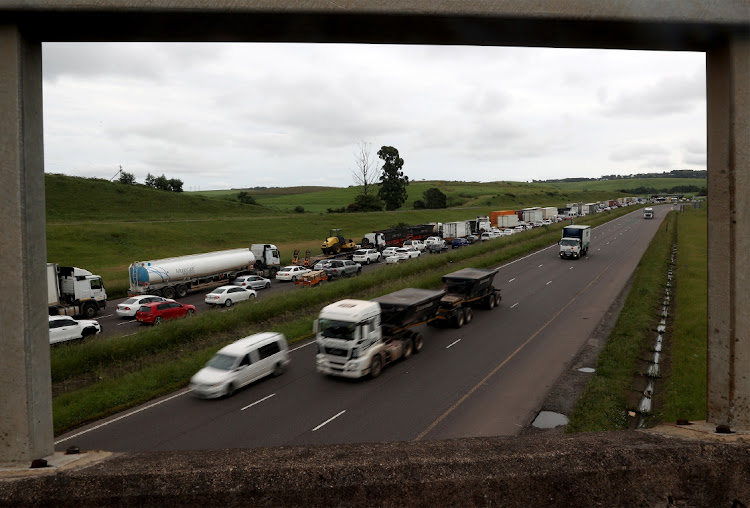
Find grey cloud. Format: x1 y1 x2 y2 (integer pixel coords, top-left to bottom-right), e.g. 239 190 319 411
601 73 704 117
610 144 668 162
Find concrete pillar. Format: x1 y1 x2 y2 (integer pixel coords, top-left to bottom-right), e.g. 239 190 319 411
0 24 53 464
706 33 750 430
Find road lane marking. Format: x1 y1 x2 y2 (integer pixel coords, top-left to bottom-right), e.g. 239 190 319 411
414 255 621 442
538 264 543 268
117 320 135 326
446 339 462 349
508 278 515 283
313 410 346 431
569 267 574 270
241 393 275 411
546 281 552 285
510 303 518 309
54 389 193 445
290 340 316 353
101 314 114 318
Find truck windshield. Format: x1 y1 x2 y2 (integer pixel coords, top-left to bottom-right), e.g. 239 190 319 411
560 239 578 247
319 319 356 340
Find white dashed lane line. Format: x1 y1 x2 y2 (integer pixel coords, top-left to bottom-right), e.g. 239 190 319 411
241 393 275 412
312 410 346 431
510 303 519 309
446 339 462 349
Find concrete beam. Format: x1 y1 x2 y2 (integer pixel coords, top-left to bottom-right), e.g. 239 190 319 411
707 33 750 429
0 24 53 465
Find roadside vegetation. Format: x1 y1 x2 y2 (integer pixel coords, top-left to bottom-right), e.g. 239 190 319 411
566 207 707 432
51 206 637 435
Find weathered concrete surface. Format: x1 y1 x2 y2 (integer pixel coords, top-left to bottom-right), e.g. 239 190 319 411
1 431 749 507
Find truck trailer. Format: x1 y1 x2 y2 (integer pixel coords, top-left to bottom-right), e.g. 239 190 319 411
442 221 470 240
129 248 255 299
47 264 107 318
315 268 502 378
559 225 591 259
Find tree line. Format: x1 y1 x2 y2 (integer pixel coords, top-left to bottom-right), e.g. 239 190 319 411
117 170 183 192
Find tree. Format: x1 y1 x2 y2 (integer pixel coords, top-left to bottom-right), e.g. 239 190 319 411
377 146 409 211
351 140 379 196
353 193 384 212
118 171 136 185
422 187 447 209
237 191 257 205
153 174 170 191
144 173 156 188
168 178 183 192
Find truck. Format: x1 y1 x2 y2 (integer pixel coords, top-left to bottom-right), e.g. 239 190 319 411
559 225 591 259
643 207 654 219
497 213 519 229
128 248 255 299
315 268 501 379
442 221 470 240
250 244 281 277
47 264 107 318
522 207 544 223
361 224 436 250
541 207 558 220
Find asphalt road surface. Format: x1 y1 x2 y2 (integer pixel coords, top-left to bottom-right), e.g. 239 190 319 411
56 206 671 452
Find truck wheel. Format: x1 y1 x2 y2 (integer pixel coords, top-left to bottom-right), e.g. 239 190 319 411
403 338 413 359
151 289 163 297
464 307 473 324
494 293 502 307
413 333 424 354
370 356 383 378
224 299 233 308
486 294 496 309
82 303 98 319
162 286 176 299
176 285 188 298
454 311 465 328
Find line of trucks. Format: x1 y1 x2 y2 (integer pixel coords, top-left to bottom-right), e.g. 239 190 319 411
315 267 502 378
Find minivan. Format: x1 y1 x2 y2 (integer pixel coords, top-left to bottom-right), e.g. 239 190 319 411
189 332 291 398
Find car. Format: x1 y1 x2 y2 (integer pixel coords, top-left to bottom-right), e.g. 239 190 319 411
481 232 496 241
466 235 480 244
402 247 421 258
205 285 257 307
402 239 426 251
387 247 419 264
452 238 470 248
136 301 196 325
352 248 381 265
233 275 271 290
513 226 525 233
381 246 399 258
189 332 291 399
275 265 311 282
424 236 445 248
48 315 101 344
322 259 362 278
116 295 174 318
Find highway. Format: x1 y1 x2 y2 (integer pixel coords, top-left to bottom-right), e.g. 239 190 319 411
55 206 670 452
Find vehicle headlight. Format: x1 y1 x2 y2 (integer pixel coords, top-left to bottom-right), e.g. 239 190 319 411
351 347 360 359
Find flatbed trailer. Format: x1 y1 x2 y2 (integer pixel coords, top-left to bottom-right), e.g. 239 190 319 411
292 249 354 267
431 267 502 327
295 269 329 286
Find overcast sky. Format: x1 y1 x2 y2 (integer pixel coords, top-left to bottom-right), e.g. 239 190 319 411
41 43 706 191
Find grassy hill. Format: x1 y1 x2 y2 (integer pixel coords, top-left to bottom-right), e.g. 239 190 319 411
45 174 703 296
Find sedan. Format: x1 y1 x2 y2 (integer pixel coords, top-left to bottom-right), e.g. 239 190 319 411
136 301 196 325
275 265 311 282
381 247 399 258
205 285 257 307
49 315 102 345
116 295 173 318
234 275 271 290
452 238 470 248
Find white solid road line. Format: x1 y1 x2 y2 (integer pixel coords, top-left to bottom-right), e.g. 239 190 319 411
313 410 346 431
54 389 193 444
546 281 552 285
446 339 462 349
241 393 275 411
117 320 135 326
508 278 515 283
510 303 519 309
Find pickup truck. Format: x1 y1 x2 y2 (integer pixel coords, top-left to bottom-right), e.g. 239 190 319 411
320 259 362 279
403 239 426 251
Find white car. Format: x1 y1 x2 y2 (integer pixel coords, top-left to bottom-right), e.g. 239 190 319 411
275 265 311 282
116 295 174 318
403 239 426 251
424 236 443 247
352 248 381 265
234 274 272 290
189 332 291 399
381 246 399 258
513 226 525 233
205 285 257 307
48 315 102 345
498 229 514 236
387 247 419 263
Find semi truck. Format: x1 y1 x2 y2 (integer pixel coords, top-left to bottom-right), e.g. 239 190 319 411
47 264 107 318
315 268 501 378
442 221 470 240
490 210 519 229
541 207 558 220
250 244 282 276
129 248 257 299
361 224 436 250
521 207 544 223
559 225 591 259
643 207 654 219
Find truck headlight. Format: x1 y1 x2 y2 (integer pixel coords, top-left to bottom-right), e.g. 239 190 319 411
351 347 360 359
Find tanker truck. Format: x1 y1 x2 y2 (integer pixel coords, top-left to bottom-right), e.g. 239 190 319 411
48 264 107 318
129 248 257 299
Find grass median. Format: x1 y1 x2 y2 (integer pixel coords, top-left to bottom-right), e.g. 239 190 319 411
52 207 638 435
566 210 679 432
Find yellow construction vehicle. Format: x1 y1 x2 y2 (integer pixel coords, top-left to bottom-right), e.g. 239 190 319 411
321 229 357 255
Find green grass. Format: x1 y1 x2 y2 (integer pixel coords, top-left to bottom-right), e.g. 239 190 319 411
660 207 707 421
51 207 636 434
566 211 678 432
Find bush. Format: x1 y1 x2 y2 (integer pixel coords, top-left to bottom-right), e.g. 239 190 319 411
294 206 305 213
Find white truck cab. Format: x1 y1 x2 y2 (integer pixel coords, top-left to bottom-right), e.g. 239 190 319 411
643 207 654 219
559 225 591 259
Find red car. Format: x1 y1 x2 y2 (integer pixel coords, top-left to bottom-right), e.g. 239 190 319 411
136 301 196 325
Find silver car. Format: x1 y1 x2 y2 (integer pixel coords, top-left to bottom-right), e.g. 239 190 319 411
234 275 272 290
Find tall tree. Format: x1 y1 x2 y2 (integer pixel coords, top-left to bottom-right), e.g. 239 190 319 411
117 171 136 185
377 146 409 211
351 140 378 196
422 187 447 209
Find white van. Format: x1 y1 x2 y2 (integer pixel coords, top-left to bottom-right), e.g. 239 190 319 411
189 332 291 398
